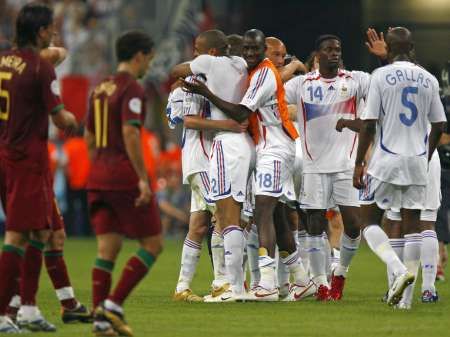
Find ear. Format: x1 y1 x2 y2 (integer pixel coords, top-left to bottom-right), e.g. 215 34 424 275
208 48 217 56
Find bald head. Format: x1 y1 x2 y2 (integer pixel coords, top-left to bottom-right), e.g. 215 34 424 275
386 27 414 61
265 36 286 68
196 29 228 56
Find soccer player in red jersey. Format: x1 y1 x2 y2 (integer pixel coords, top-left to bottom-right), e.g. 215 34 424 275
0 3 78 333
85 31 162 337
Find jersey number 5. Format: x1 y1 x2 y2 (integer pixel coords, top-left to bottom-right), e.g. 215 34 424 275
400 86 418 126
0 72 13 121
94 98 108 147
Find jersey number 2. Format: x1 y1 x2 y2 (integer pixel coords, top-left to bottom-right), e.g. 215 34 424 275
0 72 13 121
94 98 108 147
400 86 418 126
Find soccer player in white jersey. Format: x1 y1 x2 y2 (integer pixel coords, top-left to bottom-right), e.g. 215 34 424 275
284 35 370 300
172 29 254 302
354 27 446 307
184 29 313 302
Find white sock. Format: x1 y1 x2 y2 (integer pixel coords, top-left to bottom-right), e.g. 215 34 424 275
55 286 75 301
277 251 290 289
335 232 361 277
293 230 299 250
223 226 245 294
176 237 202 292
298 230 310 274
18 305 40 321
421 230 438 293
387 238 405 288
308 234 328 287
323 232 332 279
8 295 21 308
363 225 407 276
211 229 227 287
247 224 260 288
243 229 249 274
274 248 279 288
280 250 309 286
401 233 422 305
104 299 123 314
258 255 276 290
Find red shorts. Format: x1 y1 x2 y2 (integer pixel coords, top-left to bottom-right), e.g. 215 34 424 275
88 189 162 238
0 159 54 232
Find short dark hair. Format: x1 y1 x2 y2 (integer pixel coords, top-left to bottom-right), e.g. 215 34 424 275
198 30 228 55
315 34 341 50
116 30 154 62
227 34 243 56
16 2 53 48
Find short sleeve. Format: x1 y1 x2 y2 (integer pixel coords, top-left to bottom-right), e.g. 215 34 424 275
121 81 145 128
190 55 213 76
165 87 184 129
428 78 447 123
240 67 276 112
354 71 371 101
183 75 206 117
361 74 382 120
284 76 300 105
39 60 64 115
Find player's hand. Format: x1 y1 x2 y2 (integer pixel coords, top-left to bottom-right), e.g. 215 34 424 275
365 28 387 60
336 118 347 132
135 179 152 207
223 119 248 133
353 164 365 189
290 58 307 74
181 77 210 97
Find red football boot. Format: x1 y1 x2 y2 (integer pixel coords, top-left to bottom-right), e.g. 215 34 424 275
329 274 346 300
315 284 330 301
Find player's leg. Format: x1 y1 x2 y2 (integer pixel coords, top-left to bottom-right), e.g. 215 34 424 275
174 173 211 301
17 228 56 332
419 216 439 303
0 231 27 333
275 203 315 302
210 220 228 295
297 207 310 275
45 228 91 323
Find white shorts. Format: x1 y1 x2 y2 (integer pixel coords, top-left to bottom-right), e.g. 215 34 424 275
359 175 426 210
386 209 438 223
300 169 359 209
209 134 255 203
254 152 295 202
188 172 215 213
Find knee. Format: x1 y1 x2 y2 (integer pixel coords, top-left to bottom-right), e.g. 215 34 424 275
140 236 163 257
307 210 326 235
30 230 52 244
191 224 208 238
48 230 66 250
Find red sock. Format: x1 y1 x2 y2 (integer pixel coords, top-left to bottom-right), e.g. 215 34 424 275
45 250 77 310
109 249 155 306
92 258 114 308
21 240 45 305
0 246 24 314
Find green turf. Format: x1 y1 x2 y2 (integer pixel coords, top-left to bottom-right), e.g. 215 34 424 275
25 238 450 337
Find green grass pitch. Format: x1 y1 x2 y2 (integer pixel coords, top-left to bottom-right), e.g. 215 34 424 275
28 238 449 337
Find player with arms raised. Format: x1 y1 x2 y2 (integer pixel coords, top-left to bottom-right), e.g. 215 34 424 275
354 27 446 307
85 31 162 336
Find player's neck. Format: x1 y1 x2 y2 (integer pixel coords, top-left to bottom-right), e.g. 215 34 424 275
117 62 139 79
319 67 338 79
391 54 413 63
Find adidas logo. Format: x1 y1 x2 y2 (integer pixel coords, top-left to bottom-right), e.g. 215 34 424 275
328 86 335 91
224 251 232 256
237 191 244 196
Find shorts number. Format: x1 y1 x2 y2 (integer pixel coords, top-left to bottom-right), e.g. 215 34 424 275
94 98 109 147
211 178 218 194
307 86 323 101
258 173 272 189
0 72 13 121
400 86 418 126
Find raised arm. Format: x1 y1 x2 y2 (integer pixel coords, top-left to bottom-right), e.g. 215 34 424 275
279 58 307 82
170 63 192 79
40 47 68 67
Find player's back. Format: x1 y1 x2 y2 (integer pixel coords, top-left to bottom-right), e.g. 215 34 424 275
0 49 57 169
367 61 441 185
86 72 145 190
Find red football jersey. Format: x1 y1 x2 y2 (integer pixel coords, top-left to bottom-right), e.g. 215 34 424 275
86 71 146 190
0 48 63 171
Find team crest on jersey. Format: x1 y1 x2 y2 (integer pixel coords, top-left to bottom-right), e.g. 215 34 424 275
129 97 142 114
339 84 349 97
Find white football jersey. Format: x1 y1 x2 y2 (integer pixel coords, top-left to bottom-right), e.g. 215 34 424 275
362 61 446 185
285 69 370 173
190 54 248 124
166 76 213 184
240 63 296 157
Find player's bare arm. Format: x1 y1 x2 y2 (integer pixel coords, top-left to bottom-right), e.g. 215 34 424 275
170 63 192 79
353 119 376 189
122 124 152 207
184 115 248 133
51 109 78 134
336 118 362 132
182 78 251 122
279 58 306 82
428 121 447 161
40 47 67 66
